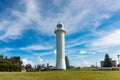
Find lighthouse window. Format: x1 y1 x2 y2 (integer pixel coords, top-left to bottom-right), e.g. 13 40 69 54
58 26 62 28
58 24 62 28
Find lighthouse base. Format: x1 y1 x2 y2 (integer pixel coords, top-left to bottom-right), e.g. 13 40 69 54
56 68 66 70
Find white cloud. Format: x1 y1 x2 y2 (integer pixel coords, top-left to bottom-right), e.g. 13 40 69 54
73 61 92 67
96 0 120 12
22 56 55 67
0 25 23 40
2 0 120 67
1 0 120 40
92 29 120 47
0 48 14 53
0 20 24 41
0 0 39 41
0 20 9 31
3 48 14 51
65 35 91 49
66 41 85 48
82 61 94 67
37 56 44 64
37 56 55 66
69 54 87 60
53 49 56 55
33 52 52 57
20 44 53 51
83 61 89 65
22 58 35 67
79 50 87 54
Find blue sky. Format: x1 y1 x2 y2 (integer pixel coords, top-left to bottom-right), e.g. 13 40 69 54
0 0 120 67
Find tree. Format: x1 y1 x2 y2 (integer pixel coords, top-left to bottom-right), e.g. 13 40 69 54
0 55 3 60
0 60 21 71
10 56 22 67
65 56 70 69
103 54 112 67
25 64 32 71
0 55 22 71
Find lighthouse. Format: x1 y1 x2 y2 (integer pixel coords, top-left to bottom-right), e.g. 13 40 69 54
55 23 66 70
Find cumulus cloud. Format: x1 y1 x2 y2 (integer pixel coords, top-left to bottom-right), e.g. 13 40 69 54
22 58 35 67
37 56 55 66
79 50 87 54
53 49 56 54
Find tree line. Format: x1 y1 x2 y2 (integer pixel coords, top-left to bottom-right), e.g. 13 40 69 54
0 55 70 72
0 55 22 71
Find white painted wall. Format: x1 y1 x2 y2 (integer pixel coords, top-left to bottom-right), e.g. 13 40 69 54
55 24 66 70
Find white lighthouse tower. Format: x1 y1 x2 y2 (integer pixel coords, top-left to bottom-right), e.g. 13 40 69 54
55 23 66 70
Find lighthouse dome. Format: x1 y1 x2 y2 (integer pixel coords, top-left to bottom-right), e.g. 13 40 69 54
57 23 64 29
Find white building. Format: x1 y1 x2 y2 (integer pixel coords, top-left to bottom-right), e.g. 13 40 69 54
55 23 66 70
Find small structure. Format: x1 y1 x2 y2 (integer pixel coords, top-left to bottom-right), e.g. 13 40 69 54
100 58 117 67
21 67 26 72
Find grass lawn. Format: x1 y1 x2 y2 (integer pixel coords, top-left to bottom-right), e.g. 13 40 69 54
0 70 120 80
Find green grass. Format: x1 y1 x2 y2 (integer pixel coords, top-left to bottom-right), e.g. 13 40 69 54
0 70 120 80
